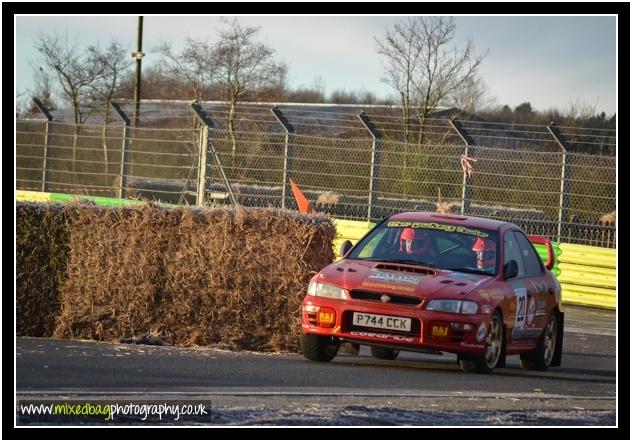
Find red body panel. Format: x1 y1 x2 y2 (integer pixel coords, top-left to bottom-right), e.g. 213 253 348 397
301 213 561 360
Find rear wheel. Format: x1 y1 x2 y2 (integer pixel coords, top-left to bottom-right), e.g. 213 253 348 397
459 311 504 373
520 312 557 370
370 346 400 360
301 334 340 362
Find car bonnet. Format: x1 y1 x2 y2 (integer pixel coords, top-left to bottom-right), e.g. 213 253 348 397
317 259 493 299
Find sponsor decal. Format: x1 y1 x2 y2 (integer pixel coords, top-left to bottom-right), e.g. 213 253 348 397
368 271 422 284
512 286 528 338
361 281 415 293
386 221 489 238
526 297 536 326
531 281 548 296
461 342 484 348
511 328 543 339
432 325 449 338
511 284 544 339
476 324 487 342
349 331 416 343
319 312 334 323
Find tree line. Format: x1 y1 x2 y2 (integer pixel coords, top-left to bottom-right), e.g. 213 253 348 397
21 17 615 137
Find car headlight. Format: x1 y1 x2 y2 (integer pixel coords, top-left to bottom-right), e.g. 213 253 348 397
307 282 347 300
426 299 478 314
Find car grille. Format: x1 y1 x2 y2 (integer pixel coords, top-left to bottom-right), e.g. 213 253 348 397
341 311 421 337
349 290 422 306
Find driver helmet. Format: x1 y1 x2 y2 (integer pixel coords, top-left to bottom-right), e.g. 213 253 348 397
400 228 432 255
472 237 496 270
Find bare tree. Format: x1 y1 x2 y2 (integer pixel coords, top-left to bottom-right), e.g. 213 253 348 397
87 41 133 171
376 17 487 145
32 66 57 110
156 37 218 103
449 76 495 114
155 37 220 186
34 32 102 176
211 18 287 158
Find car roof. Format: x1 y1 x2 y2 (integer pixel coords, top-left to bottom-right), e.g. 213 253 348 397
388 212 513 232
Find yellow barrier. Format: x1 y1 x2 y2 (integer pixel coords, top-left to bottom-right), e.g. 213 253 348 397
333 219 373 259
16 190 52 202
558 243 616 268
561 284 616 309
557 243 617 309
558 263 616 289
558 262 615 277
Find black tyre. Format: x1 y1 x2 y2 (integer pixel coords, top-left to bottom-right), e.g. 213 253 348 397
370 346 400 360
301 334 340 362
459 311 504 374
520 312 558 371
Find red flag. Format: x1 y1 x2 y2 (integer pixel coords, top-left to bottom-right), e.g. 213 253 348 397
289 179 317 214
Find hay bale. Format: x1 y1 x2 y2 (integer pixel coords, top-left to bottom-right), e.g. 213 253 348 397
599 211 615 223
316 191 340 206
53 203 335 352
16 203 69 336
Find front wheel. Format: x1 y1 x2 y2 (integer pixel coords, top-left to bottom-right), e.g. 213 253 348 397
459 311 504 373
301 334 340 362
520 312 558 370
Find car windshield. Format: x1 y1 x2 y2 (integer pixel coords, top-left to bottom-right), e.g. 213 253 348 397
347 220 499 276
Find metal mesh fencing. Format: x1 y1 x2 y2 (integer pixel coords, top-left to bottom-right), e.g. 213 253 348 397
16 112 616 248
16 120 47 191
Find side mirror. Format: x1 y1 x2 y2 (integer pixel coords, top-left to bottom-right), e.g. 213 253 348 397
339 240 353 258
504 259 519 279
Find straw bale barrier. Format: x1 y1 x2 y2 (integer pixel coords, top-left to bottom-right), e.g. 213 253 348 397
16 203 69 336
47 203 335 351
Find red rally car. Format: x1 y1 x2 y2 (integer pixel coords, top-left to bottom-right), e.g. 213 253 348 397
300 212 564 373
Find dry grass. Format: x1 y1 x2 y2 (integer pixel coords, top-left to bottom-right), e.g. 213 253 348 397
44 203 335 352
16 203 69 336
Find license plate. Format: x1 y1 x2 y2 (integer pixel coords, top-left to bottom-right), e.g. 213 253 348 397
352 312 411 332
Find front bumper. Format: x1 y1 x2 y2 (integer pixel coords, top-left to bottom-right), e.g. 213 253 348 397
301 296 490 356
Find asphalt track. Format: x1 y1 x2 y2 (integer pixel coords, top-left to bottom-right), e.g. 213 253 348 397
15 304 617 426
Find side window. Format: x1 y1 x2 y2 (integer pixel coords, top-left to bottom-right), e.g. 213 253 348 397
514 231 544 276
503 231 525 278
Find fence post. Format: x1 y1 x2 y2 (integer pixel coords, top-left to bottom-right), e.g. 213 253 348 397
449 119 476 215
271 106 294 209
547 122 571 243
357 111 382 222
197 125 209 206
190 101 237 206
111 101 130 199
32 98 53 192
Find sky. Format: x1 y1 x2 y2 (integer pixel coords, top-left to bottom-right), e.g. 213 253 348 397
14 14 618 115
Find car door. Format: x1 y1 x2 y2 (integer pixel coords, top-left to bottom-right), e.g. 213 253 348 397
512 231 552 339
503 230 549 348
